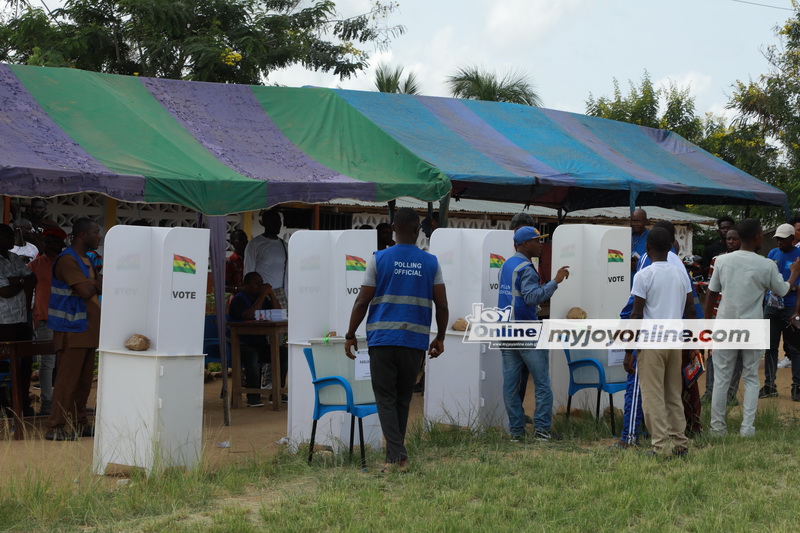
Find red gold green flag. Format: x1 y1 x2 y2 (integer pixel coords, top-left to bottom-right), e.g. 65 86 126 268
173 254 197 274
489 253 505 268
345 254 367 271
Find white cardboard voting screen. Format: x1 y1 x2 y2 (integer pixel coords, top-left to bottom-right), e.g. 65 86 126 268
425 229 514 429
93 226 208 475
287 230 382 453
549 224 631 411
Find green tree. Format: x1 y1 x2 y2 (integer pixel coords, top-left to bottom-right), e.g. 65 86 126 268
729 2 800 197
586 71 702 141
446 66 542 106
0 0 404 84
374 63 420 94
587 71 789 228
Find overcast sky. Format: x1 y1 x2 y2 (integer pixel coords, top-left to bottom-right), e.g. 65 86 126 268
270 0 793 121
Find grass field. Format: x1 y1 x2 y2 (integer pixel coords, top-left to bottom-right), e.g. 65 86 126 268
2 404 799 532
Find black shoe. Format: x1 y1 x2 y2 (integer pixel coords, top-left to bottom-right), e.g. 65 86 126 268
792 386 800 402
44 429 78 441
79 425 95 437
533 428 563 441
672 446 689 458
759 385 778 399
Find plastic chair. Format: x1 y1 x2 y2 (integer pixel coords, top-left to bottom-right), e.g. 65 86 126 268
303 347 378 469
563 348 627 435
203 314 230 367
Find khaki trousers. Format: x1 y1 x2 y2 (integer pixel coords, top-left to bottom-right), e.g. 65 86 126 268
637 348 687 455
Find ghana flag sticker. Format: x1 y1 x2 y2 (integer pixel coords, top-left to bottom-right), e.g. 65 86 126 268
607 249 624 263
173 254 197 274
489 253 505 268
345 254 367 271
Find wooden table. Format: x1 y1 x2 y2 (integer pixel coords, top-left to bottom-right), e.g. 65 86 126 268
228 320 288 410
0 340 55 440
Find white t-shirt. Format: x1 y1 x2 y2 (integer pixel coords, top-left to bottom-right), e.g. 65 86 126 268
709 250 789 319
631 261 691 320
11 242 38 263
243 235 287 289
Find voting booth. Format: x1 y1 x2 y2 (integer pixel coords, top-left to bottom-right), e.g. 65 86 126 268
549 225 631 411
287 230 382 453
93 226 208 476
424 229 514 430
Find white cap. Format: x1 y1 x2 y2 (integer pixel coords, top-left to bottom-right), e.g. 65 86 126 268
775 223 795 239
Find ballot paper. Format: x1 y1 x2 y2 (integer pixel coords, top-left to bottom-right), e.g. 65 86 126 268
608 348 625 367
355 349 371 381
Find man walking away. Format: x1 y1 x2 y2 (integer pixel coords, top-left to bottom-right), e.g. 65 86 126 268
345 208 448 472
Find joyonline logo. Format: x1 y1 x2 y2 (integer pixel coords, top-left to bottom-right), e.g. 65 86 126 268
463 303 542 349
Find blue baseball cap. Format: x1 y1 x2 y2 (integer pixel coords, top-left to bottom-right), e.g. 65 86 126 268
514 226 549 245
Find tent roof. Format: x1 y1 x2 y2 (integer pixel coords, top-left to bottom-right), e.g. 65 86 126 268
0 64 787 215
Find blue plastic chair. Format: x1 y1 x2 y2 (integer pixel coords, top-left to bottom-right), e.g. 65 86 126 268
203 314 230 368
563 349 627 436
303 347 378 469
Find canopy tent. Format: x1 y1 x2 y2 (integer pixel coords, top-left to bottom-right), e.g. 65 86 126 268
1 63 789 423
0 63 789 214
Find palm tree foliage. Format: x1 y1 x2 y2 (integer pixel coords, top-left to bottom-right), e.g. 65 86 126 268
374 63 420 94
446 66 541 106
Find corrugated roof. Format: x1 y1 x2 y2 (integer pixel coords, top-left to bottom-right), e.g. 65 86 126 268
323 198 715 224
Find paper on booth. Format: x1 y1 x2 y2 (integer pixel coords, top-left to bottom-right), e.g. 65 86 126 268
354 349 371 381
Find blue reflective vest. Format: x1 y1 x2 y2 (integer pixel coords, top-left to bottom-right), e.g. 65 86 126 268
498 254 540 321
366 244 438 351
48 247 91 332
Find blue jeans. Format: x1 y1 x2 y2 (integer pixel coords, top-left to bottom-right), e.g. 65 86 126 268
502 348 552 435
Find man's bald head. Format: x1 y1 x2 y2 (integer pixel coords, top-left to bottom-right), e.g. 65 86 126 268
630 209 648 235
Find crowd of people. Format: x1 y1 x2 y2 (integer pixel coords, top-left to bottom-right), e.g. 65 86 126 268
617 210 800 456
0 198 102 441
4 197 799 468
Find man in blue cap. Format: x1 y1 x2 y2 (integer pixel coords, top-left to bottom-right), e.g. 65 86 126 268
498 226 570 441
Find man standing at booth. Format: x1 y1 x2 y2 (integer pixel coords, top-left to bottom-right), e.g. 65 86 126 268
245 209 288 310
630 209 649 275
499 226 570 442
45 218 102 441
345 208 449 472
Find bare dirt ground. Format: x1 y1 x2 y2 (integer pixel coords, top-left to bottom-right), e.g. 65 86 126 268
2 360 799 482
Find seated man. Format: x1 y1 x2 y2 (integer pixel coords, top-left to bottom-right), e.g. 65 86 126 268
228 272 281 407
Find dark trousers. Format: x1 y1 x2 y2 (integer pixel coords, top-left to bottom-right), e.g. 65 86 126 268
47 347 95 430
0 322 33 413
369 345 424 463
764 305 800 387
241 344 262 404
681 350 702 435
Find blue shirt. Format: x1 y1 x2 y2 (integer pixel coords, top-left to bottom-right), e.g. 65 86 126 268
766 247 800 308
631 229 649 264
497 252 557 321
